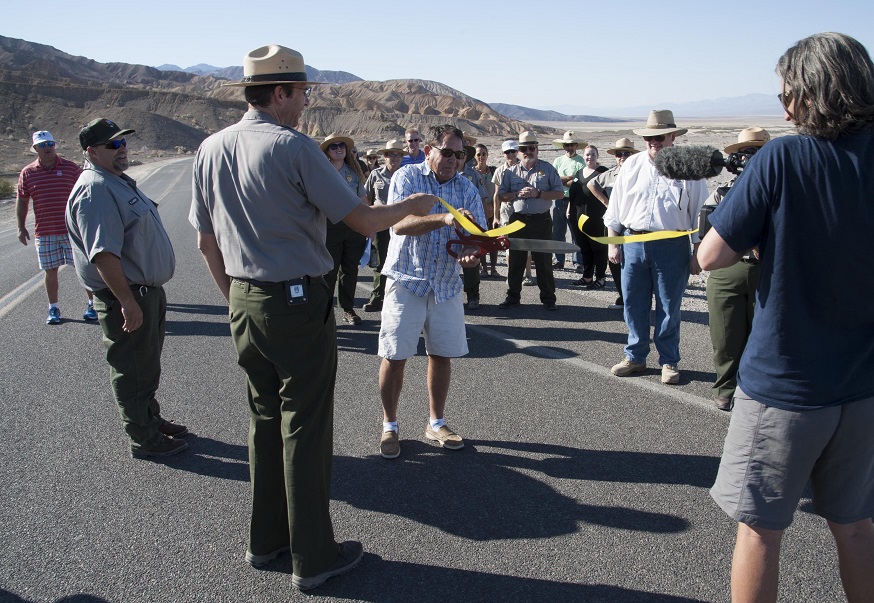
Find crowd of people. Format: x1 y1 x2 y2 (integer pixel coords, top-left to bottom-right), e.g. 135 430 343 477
13 32 874 600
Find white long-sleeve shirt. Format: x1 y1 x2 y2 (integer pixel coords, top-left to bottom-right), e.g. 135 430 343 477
603 150 708 243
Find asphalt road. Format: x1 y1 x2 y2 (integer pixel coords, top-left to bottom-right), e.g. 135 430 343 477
0 158 845 602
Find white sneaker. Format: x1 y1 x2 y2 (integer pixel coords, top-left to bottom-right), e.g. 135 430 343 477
661 364 680 384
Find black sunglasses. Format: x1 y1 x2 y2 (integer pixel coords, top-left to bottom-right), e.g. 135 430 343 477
435 147 467 160
105 139 127 150
503 150 518 155
35 141 56 149
614 151 632 158
519 145 538 152
643 135 666 142
327 142 346 151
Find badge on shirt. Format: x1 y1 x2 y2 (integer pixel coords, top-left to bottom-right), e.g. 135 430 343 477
346 174 353 183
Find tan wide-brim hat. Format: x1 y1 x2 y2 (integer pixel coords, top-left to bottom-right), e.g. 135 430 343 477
552 130 587 148
364 149 379 158
223 44 325 87
724 127 771 153
518 131 539 145
463 135 478 146
632 110 688 137
320 133 355 152
607 138 639 156
377 139 406 155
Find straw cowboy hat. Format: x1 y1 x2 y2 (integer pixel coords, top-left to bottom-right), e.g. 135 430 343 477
364 148 379 158
606 138 640 156
223 44 325 87
552 130 587 148
724 127 771 153
463 134 478 146
377 139 406 155
320 133 355 152
518 131 539 145
632 110 688 137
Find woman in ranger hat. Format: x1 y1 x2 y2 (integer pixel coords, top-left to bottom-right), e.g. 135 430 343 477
321 132 368 325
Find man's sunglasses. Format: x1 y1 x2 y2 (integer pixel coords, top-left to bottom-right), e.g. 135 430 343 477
519 145 538 152
407 138 421 143
503 149 518 155
327 142 346 151
35 141 56 149
105 139 127 150
435 147 467 160
643 135 666 142
614 151 632 158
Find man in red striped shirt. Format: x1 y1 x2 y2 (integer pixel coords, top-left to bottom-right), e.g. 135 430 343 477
17 130 95 325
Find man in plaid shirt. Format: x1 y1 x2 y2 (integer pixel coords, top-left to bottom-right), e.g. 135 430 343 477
377 125 485 459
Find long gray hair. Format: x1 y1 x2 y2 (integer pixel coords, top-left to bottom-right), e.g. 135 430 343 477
777 32 874 139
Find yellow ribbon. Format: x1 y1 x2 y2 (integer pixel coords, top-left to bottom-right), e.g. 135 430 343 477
577 215 697 244
438 197 525 237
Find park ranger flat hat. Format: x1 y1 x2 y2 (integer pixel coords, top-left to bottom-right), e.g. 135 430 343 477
224 44 325 87
723 127 770 153
552 130 587 148
607 138 639 156
377 139 406 155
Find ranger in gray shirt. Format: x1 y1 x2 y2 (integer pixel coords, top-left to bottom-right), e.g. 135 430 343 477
189 44 436 592
66 118 187 460
495 131 564 310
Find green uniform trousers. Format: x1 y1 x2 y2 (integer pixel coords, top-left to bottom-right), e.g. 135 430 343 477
93 285 166 449
229 277 338 578
325 221 367 311
706 260 760 399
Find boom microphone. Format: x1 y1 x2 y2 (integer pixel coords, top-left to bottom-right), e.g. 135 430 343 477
654 146 727 180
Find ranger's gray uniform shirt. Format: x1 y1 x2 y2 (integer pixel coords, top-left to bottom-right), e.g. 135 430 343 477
189 110 360 281
497 159 563 214
365 166 393 206
66 162 175 291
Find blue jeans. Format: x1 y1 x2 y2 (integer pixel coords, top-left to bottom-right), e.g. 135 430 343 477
620 235 691 365
551 199 581 265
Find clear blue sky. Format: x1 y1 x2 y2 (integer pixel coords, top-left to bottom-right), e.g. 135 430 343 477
4 0 873 111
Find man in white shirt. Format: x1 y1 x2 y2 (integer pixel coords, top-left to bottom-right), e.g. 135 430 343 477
603 110 708 384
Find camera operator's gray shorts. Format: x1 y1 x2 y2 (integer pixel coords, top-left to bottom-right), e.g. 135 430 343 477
710 389 874 531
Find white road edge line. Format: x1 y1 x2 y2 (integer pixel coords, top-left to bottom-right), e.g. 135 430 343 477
468 323 723 414
0 268 60 319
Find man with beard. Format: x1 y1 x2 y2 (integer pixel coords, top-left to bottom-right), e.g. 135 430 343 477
66 118 187 459
603 110 708 384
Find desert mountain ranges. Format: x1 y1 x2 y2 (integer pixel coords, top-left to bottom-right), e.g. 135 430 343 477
0 35 565 174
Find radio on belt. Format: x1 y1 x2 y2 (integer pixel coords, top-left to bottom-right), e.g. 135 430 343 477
286 277 308 305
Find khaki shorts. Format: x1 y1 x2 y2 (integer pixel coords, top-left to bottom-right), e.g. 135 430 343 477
378 278 468 360
710 389 874 530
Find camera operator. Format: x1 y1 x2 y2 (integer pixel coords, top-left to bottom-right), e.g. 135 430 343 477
700 127 770 411
699 33 874 603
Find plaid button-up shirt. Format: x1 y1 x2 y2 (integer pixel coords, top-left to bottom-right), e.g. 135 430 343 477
382 161 486 303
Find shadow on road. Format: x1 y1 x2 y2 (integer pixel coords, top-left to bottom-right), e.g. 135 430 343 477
256 556 707 602
332 440 690 541
469 439 719 488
